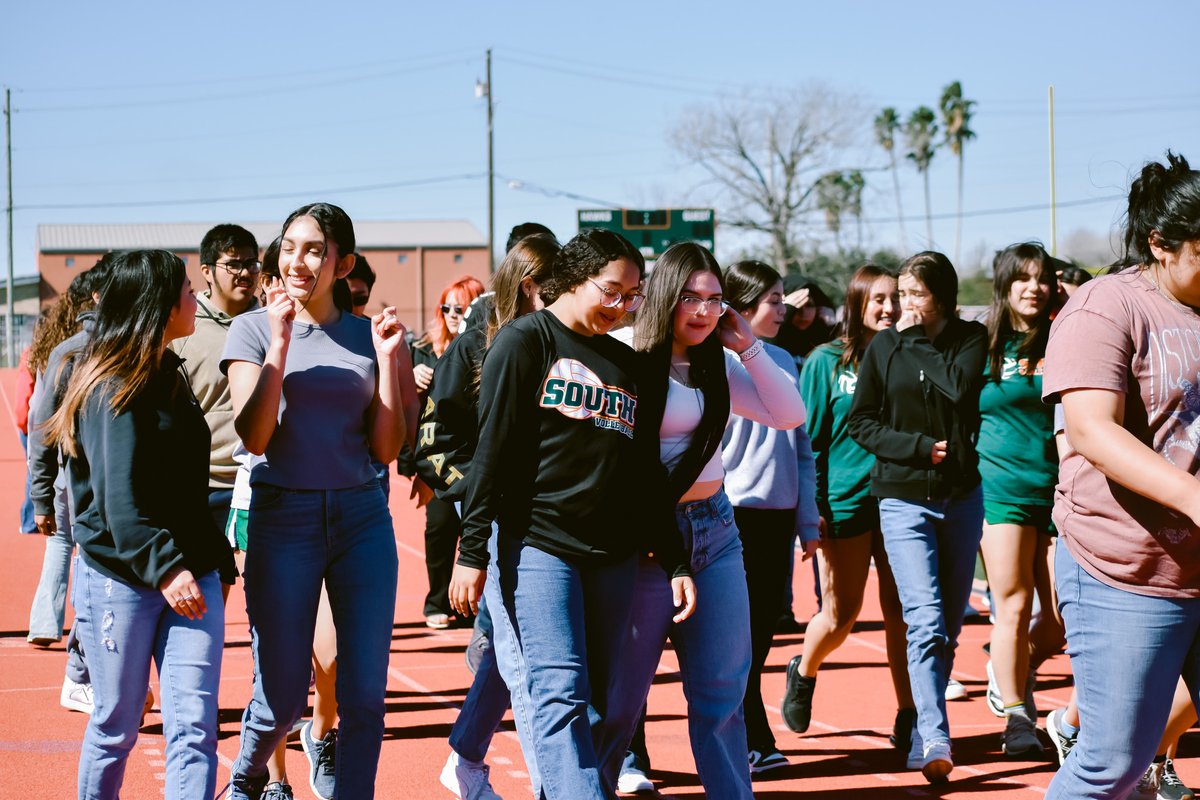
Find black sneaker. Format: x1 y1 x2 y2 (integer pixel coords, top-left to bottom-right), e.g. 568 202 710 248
227 771 268 800
889 707 917 751
776 613 803 634
301 721 337 800
1160 758 1196 800
781 656 816 733
261 782 294 800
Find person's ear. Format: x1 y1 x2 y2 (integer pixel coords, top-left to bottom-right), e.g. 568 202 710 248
333 252 356 280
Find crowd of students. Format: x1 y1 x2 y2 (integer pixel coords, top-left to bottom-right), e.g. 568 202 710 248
16 151 1200 800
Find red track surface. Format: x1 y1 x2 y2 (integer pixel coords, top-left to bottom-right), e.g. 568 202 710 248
0 367 1193 798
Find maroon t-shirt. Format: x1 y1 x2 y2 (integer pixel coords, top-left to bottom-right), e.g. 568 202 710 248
1044 268 1200 598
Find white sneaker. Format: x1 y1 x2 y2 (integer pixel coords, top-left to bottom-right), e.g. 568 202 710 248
920 740 953 784
616 765 654 793
60 677 94 714
944 677 966 701
439 751 502 800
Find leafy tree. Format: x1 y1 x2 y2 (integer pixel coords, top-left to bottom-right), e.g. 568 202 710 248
670 84 862 272
815 170 866 253
904 106 939 247
939 81 977 265
787 246 903 306
873 107 908 251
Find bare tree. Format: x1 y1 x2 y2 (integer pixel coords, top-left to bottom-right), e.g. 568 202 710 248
670 84 863 271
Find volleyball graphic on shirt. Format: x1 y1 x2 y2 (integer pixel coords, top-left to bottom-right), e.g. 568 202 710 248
539 358 637 436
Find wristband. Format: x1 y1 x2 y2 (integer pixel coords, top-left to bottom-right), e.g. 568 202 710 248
738 339 764 362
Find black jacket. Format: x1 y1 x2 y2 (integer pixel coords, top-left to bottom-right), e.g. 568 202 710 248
67 351 235 588
414 326 486 503
847 318 987 501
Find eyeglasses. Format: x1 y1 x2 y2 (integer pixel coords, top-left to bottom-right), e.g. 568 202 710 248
207 259 262 276
440 304 465 315
678 296 729 316
587 278 645 312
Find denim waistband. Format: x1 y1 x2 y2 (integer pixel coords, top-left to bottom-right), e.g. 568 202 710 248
676 487 732 520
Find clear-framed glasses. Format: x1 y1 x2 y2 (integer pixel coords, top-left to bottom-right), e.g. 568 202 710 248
587 278 645 312
440 304 465 315
208 259 262 276
678 295 729 316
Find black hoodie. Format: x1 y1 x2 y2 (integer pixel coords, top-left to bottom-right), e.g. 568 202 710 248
847 318 987 501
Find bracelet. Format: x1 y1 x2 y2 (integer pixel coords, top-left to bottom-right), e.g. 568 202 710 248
738 339 764 362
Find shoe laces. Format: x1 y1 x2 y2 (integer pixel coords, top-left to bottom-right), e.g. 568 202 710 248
1137 763 1162 790
262 782 293 800
1162 759 1185 788
316 730 337 778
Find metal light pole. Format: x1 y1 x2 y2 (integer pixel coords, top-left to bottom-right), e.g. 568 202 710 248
5 88 14 368
476 50 494 272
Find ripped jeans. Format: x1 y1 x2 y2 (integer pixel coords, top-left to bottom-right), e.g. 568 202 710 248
74 558 224 800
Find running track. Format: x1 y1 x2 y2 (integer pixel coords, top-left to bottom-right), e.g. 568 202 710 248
0 367 1192 798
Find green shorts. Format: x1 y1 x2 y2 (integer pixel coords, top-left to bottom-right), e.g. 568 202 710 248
826 503 881 540
983 498 1055 534
226 508 249 552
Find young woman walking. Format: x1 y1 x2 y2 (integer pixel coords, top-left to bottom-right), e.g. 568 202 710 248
224 203 415 800
781 264 914 752
720 259 820 771
1043 152 1200 799
448 229 695 800
45 249 235 800
976 242 1057 757
610 242 805 799
847 251 988 784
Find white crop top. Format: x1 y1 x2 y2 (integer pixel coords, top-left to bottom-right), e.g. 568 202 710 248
659 349 807 484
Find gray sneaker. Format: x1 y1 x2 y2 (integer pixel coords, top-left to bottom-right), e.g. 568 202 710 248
1160 759 1195 800
300 721 337 800
261 782 294 800
1045 707 1077 767
1001 712 1044 757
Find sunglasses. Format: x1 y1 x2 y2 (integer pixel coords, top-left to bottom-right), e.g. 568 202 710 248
440 304 465 315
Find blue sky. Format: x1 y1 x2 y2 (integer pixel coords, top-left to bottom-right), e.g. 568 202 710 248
3 0 1198 276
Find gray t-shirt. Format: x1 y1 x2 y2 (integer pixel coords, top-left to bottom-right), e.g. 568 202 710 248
221 308 378 490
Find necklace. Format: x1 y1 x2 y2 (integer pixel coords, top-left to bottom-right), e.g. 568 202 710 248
1149 265 1200 312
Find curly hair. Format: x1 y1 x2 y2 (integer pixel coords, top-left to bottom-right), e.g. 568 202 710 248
28 254 114 376
538 229 644 305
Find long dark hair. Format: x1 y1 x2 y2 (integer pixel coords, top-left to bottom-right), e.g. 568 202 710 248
45 250 188 457
839 264 898 371
633 241 730 500
987 242 1054 381
1123 151 1200 268
723 260 782 314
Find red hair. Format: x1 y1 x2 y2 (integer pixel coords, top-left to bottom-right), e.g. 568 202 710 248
420 274 484 356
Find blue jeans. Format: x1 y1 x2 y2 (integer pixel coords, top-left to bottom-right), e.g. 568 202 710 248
28 479 76 640
74 560 225 800
1047 545 1200 799
487 533 637 800
610 489 754 800
19 431 36 532
879 487 984 748
233 481 398 800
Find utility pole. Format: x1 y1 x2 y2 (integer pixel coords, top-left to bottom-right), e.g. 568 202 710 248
476 51 495 272
5 88 14 368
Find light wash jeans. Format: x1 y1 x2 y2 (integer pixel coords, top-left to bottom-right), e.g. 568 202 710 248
232 481 398 800
28 478 75 640
879 487 984 749
74 560 224 800
19 431 36 532
609 489 754 800
1047 544 1200 799
486 533 638 800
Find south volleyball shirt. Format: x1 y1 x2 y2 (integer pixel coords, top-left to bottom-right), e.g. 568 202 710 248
459 310 673 569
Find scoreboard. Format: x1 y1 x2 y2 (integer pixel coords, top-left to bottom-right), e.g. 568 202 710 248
577 208 716 261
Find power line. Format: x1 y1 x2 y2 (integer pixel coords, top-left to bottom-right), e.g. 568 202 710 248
14 173 486 211
496 54 728 99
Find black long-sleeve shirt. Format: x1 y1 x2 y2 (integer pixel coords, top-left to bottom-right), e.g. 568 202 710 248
458 310 685 575
414 326 486 503
67 351 235 588
847 318 987 501
28 315 93 516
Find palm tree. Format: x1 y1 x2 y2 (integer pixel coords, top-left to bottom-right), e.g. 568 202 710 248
905 106 939 247
874 108 908 251
939 81 977 265
816 172 847 253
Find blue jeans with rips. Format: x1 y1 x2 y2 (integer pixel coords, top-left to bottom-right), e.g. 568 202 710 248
878 487 984 749
1047 544 1200 799
609 489 755 800
74 560 225 800
231 481 398 800
486 532 637 800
